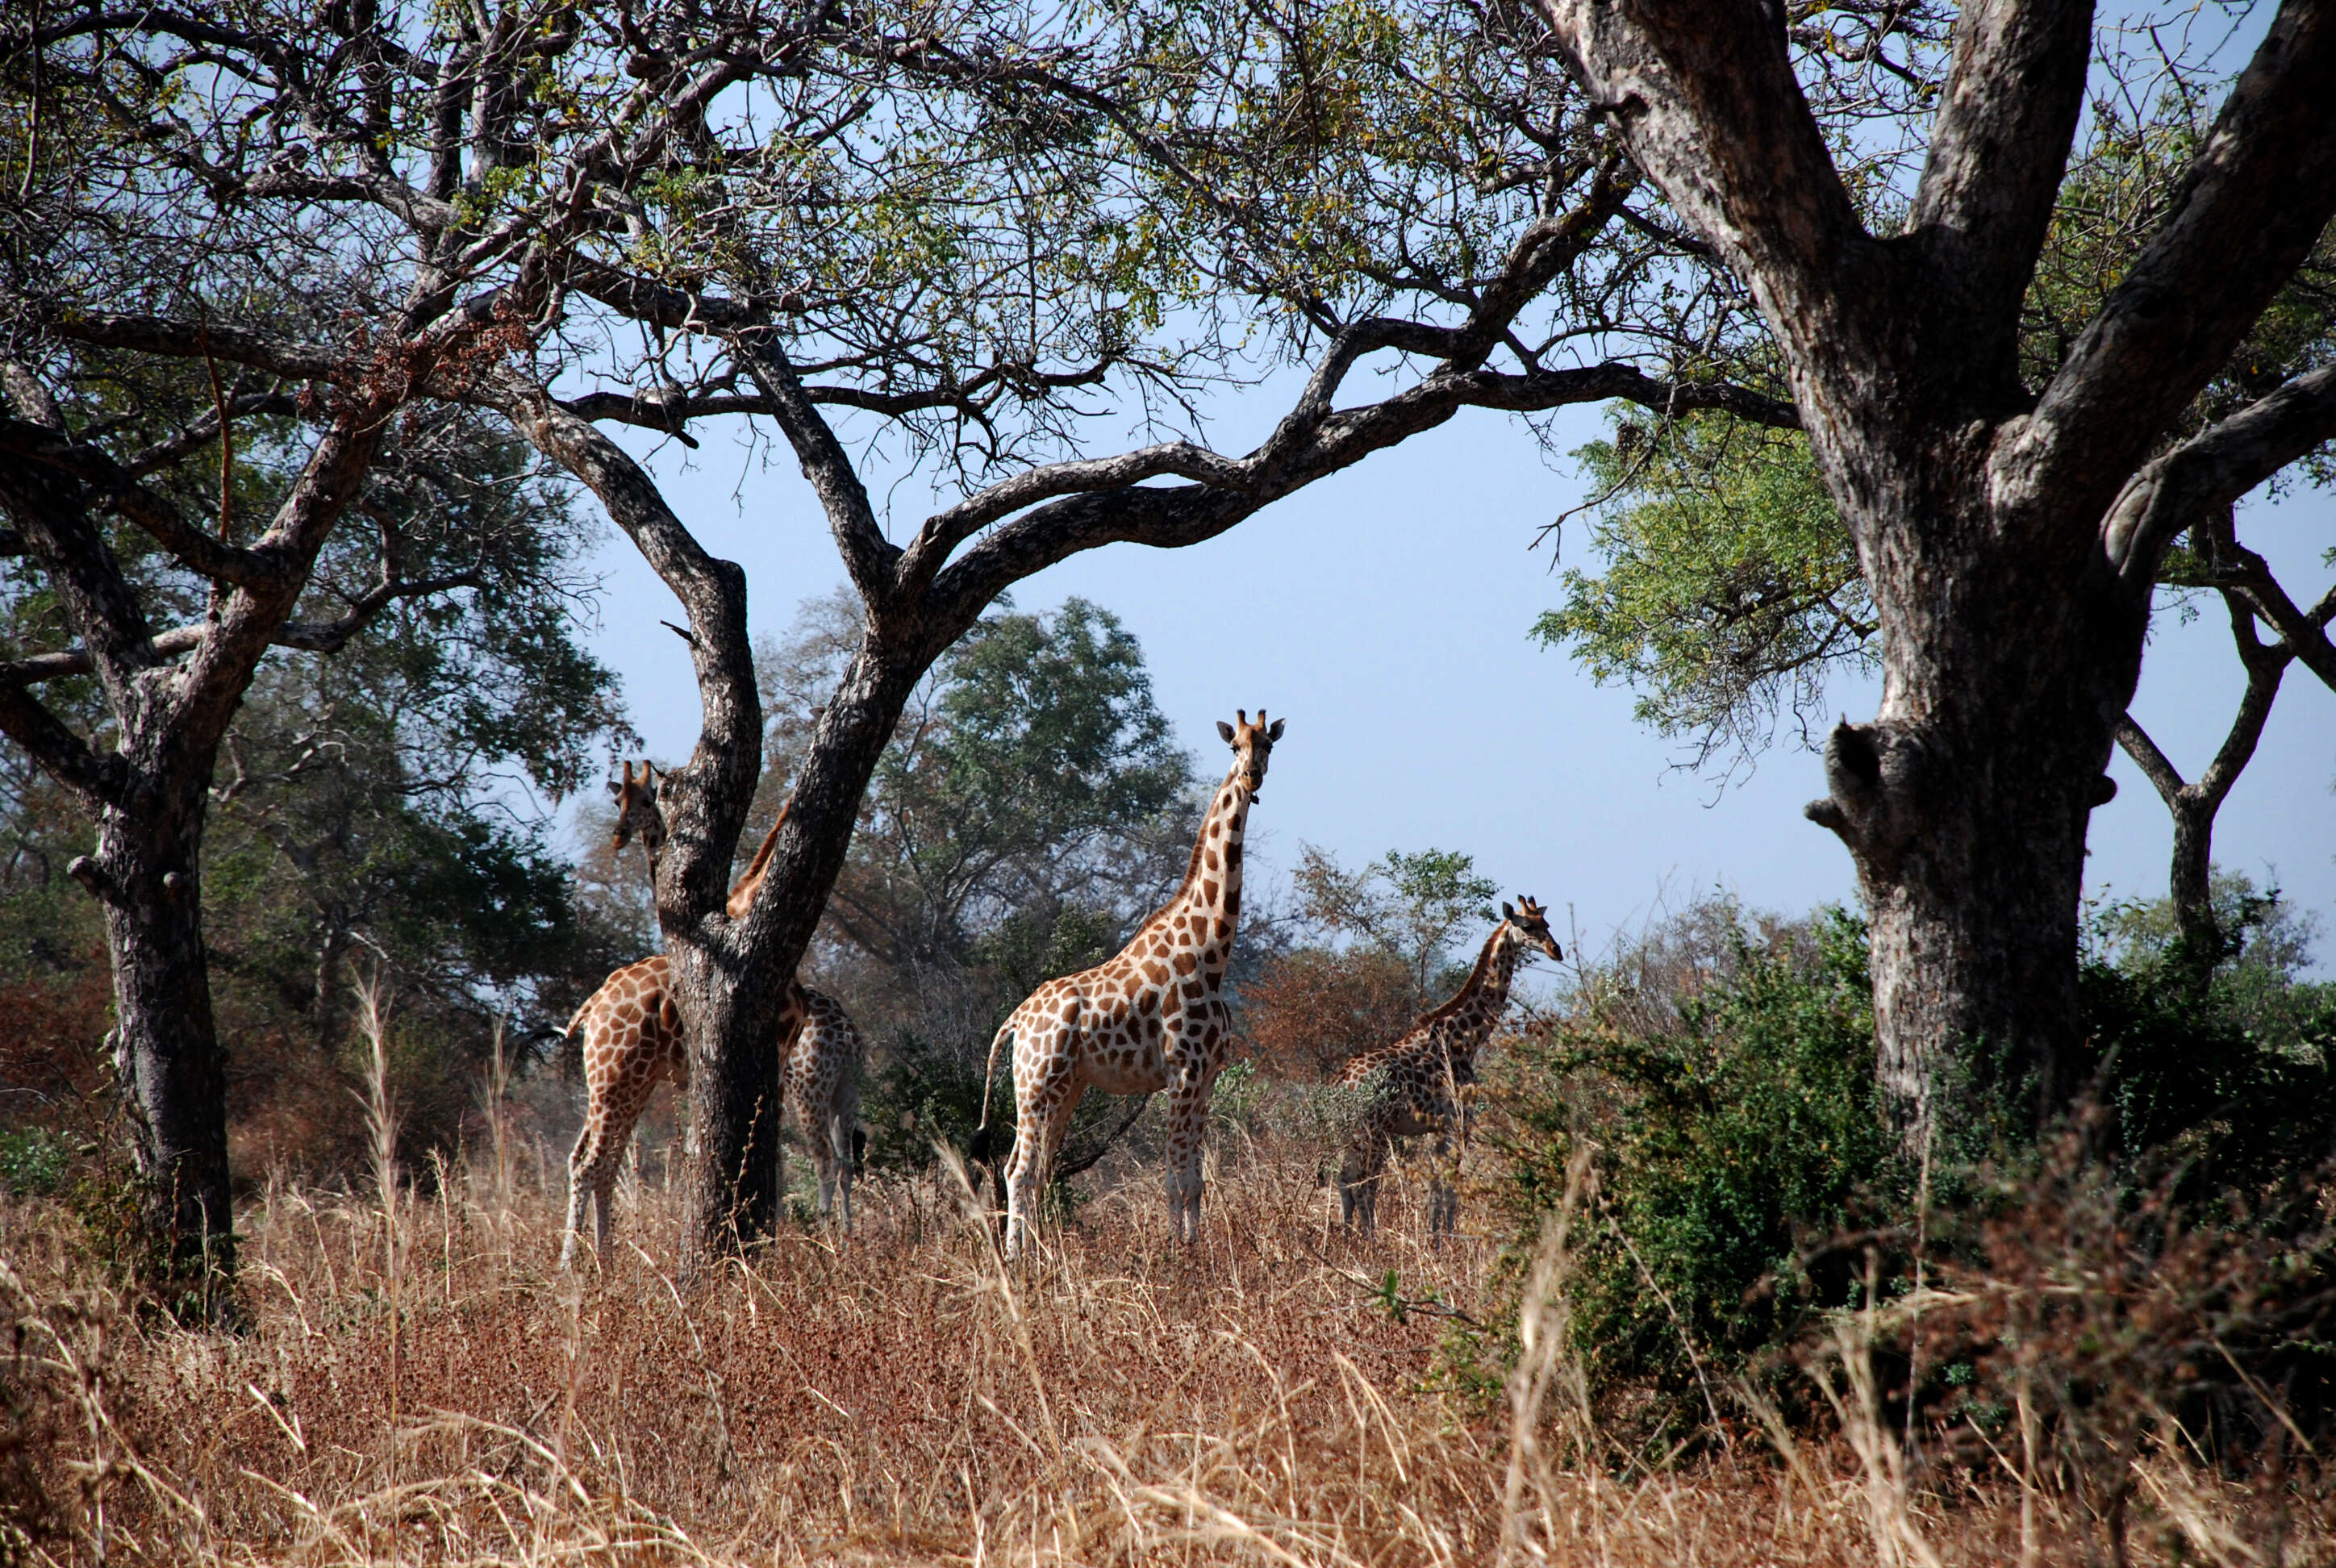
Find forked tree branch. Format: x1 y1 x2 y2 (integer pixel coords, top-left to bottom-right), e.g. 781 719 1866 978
1906 0 2093 359
728 333 899 607
1532 0 1879 380
2013 0 2336 514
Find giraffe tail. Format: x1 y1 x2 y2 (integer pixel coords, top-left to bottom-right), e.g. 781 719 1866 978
967 1017 1013 1164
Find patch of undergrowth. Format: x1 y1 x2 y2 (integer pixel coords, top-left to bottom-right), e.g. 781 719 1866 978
1481 882 2336 1448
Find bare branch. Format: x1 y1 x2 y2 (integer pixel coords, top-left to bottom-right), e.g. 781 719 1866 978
43 311 344 381
926 363 1796 627
2225 546 2336 693
2113 713 2186 807
728 332 899 607
0 680 128 810
2102 361 2336 586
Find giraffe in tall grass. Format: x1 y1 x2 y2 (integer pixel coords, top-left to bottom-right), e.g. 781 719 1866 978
976 711 1283 1257
1334 896 1562 1239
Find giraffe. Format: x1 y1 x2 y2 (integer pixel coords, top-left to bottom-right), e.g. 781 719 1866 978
976 710 1283 1258
558 770 867 1266
1334 896 1562 1240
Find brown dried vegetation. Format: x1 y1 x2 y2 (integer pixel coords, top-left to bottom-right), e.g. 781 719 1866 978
4 1124 2327 1568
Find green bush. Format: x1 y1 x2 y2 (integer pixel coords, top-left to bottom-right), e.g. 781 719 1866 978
0 1129 74 1197
1483 883 2336 1440
861 1029 1002 1174
2077 878 2336 1195
1490 905 1902 1420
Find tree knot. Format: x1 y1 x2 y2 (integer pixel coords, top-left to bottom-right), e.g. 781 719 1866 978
1804 717 1934 881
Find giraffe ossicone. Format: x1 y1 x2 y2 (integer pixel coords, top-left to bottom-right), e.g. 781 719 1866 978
977 709 1284 1258
1335 894 1562 1240
560 768 867 1266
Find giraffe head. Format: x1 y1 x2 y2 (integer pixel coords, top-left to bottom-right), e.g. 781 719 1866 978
1212 709 1285 796
1500 895 1563 964
609 761 667 861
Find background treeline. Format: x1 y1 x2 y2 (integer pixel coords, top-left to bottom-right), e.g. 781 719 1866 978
0 405 640 1176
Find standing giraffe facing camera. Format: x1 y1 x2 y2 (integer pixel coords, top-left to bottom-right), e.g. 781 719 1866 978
977 710 1283 1257
1335 896 1562 1240
558 767 867 1266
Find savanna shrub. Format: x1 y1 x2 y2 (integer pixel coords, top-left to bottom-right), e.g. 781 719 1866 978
861 1028 999 1172
1483 882 2336 1446
0 1131 73 1198
1488 903 1903 1421
2075 877 2336 1196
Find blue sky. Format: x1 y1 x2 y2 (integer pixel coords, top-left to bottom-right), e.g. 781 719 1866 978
565 388 2335 987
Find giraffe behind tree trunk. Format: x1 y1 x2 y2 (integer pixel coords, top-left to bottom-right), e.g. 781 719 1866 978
560 774 868 1266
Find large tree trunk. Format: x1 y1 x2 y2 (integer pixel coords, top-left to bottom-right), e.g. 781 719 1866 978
1534 0 2336 1141
78 782 236 1312
1817 495 2138 1133
675 637 928 1266
672 950 790 1249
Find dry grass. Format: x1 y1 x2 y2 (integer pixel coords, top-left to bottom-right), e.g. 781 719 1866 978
1 1129 2325 1567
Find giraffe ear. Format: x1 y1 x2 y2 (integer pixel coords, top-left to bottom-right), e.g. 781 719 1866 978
1501 901 1515 921
1266 718 1285 741
1216 720 1236 744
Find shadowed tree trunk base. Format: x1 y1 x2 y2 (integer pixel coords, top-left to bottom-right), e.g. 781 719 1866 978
80 808 239 1323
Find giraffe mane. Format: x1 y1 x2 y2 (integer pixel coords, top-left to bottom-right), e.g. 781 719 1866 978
1128 753 1242 939
724 801 790 920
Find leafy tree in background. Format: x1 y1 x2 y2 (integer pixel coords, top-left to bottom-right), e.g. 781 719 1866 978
1292 845 1503 1007
744 591 1198 1169
1537 415 1869 773
0 406 631 1197
1242 846 1502 1084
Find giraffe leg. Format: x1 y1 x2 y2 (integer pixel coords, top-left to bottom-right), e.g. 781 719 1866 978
827 1089 859 1235
808 1107 839 1222
1164 1066 1213 1245
561 1121 597 1270
1338 1127 1388 1236
1427 1128 1457 1243
1003 1044 1077 1260
564 1069 653 1268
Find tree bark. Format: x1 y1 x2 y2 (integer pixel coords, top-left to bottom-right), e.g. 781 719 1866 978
83 776 236 1312
1537 0 2336 1136
0 398 390 1314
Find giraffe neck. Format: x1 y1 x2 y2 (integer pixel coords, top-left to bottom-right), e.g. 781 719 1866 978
1147 761 1253 982
633 796 788 922
1428 925 1524 1061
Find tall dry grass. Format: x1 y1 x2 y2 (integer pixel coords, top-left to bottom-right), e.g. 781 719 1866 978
0 1122 2323 1566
